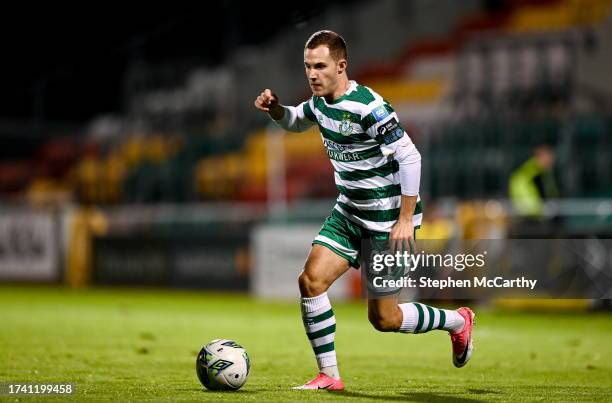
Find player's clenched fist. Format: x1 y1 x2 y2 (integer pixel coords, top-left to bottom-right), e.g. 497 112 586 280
254 89 284 120
254 89 279 111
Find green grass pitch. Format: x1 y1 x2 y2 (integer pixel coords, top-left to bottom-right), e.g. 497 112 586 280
1 286 611 402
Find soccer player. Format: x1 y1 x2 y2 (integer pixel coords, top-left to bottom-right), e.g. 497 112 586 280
254 30 474 391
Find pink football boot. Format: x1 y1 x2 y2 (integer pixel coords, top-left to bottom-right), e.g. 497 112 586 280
292 373 345 390
450 307 475 368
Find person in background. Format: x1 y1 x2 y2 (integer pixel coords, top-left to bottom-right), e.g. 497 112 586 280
509 144 559 219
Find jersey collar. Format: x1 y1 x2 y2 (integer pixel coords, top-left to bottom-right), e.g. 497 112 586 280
325 80 357 105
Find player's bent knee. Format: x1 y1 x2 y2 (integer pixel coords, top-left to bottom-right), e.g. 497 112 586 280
298 271 328 297
368 311 399 332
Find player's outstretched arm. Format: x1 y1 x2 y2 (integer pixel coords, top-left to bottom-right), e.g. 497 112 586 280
254 88 315 133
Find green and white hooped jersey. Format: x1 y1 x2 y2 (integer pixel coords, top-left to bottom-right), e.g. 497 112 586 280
299 81 423 233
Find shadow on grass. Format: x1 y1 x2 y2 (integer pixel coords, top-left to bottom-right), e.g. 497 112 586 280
468 389 502 395
333 390 494 402
180 388 260 395
184 387 504 400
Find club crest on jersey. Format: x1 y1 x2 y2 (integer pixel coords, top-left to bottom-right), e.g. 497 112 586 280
339 113 353 136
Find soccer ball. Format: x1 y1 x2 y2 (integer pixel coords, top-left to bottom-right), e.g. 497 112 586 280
196 339 251 391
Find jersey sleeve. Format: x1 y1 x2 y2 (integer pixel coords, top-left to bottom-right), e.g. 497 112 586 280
273 99 316 133
361 100 421 195
362 102 405 143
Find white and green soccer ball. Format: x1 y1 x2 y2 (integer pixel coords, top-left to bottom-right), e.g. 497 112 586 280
196 339 251 391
